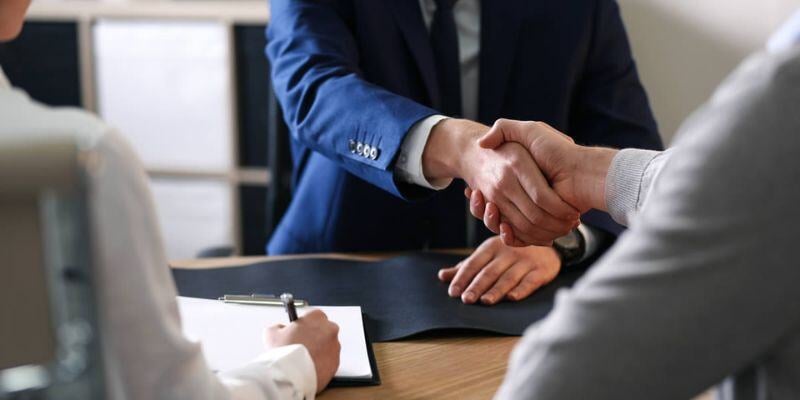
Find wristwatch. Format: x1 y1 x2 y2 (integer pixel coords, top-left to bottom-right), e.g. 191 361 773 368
553 225 593 267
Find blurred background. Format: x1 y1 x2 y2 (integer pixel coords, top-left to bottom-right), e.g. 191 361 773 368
1 0 796 260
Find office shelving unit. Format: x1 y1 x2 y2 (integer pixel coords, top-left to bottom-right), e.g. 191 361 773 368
4 0 278 258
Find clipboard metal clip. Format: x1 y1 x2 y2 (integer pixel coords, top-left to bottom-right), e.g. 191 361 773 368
218 294 309 307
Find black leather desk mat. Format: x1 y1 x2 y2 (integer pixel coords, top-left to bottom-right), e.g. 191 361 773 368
172 252 587 342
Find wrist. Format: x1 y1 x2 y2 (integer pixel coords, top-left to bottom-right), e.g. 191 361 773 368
575 147 617 211
422 118 484 180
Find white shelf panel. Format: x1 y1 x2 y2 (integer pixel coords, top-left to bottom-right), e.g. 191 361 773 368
93 18 234 172
149 177 234 260
28 0 269 23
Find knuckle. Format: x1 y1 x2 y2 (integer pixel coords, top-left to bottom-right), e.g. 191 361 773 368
509 155 525 170
482 268 500 282
497 274 515 287
524 275 542 287
462 258 479 271
457 269 477 283
530 190 542 204
499 169 514 183
523 121 539 131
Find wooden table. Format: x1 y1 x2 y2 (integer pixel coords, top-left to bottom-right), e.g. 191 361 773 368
171 251 518 399
171 253 713 400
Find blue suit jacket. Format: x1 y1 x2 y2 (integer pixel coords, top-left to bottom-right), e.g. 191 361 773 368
266 0 663 254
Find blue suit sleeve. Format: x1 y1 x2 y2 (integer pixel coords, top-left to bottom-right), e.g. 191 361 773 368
568 0 664 235
266 0 438 198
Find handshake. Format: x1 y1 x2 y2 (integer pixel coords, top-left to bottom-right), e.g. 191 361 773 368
423 118 618 246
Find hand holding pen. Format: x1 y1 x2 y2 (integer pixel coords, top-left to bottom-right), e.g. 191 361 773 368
263 292 342 392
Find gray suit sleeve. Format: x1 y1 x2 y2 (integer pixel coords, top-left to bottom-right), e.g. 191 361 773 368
495 48 800 400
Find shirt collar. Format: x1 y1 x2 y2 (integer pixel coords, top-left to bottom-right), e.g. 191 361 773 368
0 65 10 89
768 8 800 53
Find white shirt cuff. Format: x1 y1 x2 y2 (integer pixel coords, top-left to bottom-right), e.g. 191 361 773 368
220 344 317 400
395 115 454 190
575 224 599 264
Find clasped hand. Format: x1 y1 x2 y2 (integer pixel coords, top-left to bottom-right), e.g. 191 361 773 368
433 119 616 305
468 119 600 246
423 119 581 246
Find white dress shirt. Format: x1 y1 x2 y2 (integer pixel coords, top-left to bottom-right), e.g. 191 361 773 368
0 67 317 400
395 0 480 189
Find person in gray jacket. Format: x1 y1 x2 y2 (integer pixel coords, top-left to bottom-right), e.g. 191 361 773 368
454 9 800 400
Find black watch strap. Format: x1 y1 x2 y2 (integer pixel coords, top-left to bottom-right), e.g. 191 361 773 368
552 227 587 267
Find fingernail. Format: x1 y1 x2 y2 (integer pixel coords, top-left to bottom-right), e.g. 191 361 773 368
449 285 461 297
463 291 476 303
481 294 494 304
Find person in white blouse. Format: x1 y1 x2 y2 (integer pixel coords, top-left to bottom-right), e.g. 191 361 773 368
0 1 339 399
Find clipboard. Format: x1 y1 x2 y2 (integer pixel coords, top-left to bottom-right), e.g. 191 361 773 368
328 315 381 387
176 297 380 386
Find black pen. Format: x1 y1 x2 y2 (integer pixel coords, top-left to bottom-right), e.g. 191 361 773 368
281 293 298 322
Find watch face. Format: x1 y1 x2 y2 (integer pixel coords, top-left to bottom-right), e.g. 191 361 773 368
554 229 585 266
554 231 580 249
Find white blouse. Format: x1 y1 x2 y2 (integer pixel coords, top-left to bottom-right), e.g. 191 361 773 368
0 68 317 400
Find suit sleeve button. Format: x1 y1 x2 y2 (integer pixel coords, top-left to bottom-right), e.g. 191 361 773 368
370 147 379 160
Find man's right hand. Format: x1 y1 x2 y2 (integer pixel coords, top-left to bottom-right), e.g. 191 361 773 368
421 118 580 246
264 309 341 393
469 119 618 246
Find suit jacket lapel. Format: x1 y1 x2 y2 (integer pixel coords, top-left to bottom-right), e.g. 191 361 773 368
390 0 441 109
478 0 524 123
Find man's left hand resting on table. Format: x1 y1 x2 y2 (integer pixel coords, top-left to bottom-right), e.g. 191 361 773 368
439 236 561 305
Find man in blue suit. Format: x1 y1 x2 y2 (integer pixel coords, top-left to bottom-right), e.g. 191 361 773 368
266 0 663 302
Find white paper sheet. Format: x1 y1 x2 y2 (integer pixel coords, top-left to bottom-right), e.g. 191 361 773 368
176 296 372 379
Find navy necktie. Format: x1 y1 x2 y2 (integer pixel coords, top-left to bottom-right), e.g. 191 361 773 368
430 0 462 117
430 0 485 246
